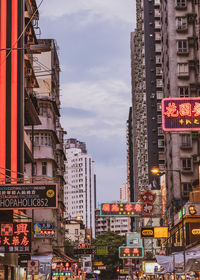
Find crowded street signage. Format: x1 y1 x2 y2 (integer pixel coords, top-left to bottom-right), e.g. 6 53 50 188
119 246 144 259
0 222 31 253
0 184 57 209
141 227 169 238
96 246 108 255
73 246 96 255
126 232 143 247
162 97 200 131
100 202 143 217
33 222 55 238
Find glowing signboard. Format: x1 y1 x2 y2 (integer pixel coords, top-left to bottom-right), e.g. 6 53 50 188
141 227 168 238
0 222 31 253
100 202 143 217
33 223 55 238
0 184 58 209
119 246 144 259
162 97 200 131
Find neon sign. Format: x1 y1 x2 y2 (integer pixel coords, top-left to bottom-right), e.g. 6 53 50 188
100 202 142 217
119 247 144 259
0 222 31 253
162 97 200 131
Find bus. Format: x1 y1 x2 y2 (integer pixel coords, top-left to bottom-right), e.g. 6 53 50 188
85 272 98 280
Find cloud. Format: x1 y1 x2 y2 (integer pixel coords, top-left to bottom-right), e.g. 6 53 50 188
38 0 135 25
60 79 130 139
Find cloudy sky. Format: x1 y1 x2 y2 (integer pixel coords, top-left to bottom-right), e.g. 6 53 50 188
37 0 136 203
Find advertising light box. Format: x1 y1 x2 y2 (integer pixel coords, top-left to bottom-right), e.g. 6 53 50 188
0 184 58 209
100 202 142 217
0 222 31 253
162 97 200 131
143 262 161 274
119 246 144 259
33 223 55 238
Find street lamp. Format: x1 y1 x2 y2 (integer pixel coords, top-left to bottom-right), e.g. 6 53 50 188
150 167 186 273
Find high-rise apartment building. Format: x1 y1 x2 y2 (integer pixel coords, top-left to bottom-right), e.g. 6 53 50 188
64 139 96 237
120 184 129 202
131 0 164 198
160 0 200 227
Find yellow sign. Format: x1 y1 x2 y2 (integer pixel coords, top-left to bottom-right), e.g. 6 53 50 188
94 262 104 266
154 227 168 238
120 269 129 274
192 229 200 235
142 230 154 236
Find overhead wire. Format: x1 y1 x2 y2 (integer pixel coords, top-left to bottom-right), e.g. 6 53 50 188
0 0 45 66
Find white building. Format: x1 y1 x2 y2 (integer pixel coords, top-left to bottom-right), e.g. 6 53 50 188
64 139 96 237
95 209 129 236
120 184 129 202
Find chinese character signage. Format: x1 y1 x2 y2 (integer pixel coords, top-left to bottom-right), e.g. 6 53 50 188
0 222 31 253
141 227 168 238
100 202 143 217
162 97 200 131
0 184 57 209
140 190 156 216
119 247 144 259
73 247 96 255
33 223 55 238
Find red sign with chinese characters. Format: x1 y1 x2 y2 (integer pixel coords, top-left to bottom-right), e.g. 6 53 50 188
140 190 155 216
100 202 143 216
162 97 200 131
140 190 156 203
0 222 31 253
119 247 144 259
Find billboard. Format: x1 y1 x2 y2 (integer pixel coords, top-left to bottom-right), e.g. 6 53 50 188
162 97 200 131
119 247 144 259
0 222 31 253
100 202 142 217
0 184 57 209
33 223 55 238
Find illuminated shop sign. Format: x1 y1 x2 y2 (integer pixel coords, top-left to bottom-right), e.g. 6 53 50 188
162 97 200 131
186 222 200 245
141 227 168 238
0 184 57 209
52 271 71 276
100 202 143 217
0 222 31 253
119 246 144 259
33 223 55 238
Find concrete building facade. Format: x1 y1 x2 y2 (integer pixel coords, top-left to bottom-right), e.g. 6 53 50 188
160 0 200 227
64 139 96 237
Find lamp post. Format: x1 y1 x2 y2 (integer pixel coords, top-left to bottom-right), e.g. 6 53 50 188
151 167 186 273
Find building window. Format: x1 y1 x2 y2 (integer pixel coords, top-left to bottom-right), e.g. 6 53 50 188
181 158 192 171
75 229 78 235
34 133 39 146
42 161 47 175
177 40 188 53
176 17 187 31
181 134 191 147
179 87 189 97
176 0 187 8
156 79 163 87
177 63 189 76
182 183 192 198
156 56 161 64
33 162 37 176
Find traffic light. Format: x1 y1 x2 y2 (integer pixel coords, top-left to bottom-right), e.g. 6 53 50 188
136 270 140 277
116 267 120 273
